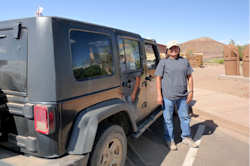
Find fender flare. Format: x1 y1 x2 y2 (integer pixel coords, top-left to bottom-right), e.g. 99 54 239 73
67 99 137 154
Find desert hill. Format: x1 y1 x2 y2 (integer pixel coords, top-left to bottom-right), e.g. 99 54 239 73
180 37 225 60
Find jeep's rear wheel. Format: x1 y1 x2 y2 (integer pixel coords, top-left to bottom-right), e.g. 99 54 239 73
89 125 127 166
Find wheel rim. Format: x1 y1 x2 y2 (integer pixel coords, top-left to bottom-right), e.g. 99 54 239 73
99 138 123 166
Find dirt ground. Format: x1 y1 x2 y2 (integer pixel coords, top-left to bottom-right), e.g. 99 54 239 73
192 63 249 98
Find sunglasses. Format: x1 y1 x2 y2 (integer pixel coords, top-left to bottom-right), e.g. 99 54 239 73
169 46 180 52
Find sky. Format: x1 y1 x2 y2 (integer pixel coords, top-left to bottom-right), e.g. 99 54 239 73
1 0 249 45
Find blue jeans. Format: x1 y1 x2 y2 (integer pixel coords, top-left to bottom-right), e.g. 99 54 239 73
162 97 191 142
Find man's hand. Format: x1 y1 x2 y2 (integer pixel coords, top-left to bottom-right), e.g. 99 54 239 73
186 92 193 104
157 95 163 105
131 93 136 102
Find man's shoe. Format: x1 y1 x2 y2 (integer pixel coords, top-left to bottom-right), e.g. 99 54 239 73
166 141 177 151
182 137 199 148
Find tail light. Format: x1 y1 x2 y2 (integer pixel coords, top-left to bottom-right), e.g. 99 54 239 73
34 105 55 135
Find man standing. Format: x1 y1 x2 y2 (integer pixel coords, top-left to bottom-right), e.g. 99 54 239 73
155 41 198 150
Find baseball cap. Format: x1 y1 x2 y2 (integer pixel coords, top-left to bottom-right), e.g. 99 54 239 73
166 40 180 49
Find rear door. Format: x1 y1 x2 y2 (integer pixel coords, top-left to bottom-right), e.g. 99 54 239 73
117 36 149 121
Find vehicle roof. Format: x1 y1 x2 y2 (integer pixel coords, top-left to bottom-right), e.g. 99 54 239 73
53 16 141 36
0 16 142 38
143 38 157 45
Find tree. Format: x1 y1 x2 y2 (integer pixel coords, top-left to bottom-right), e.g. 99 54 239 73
229 39 235 46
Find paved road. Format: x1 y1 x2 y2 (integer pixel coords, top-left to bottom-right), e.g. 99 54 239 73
0 115 248 166
126 116 249 166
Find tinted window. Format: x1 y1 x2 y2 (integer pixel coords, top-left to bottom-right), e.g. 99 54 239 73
118 39 126 73
145 44 157 69
70 30 113 81
118 38 141 72
0 29 27 92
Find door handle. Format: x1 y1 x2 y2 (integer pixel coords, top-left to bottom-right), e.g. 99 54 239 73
145 75 152 81
122 80 132 88
127 80 132 88
0 34 6 39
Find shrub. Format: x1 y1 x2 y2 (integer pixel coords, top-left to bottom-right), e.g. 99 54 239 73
207 58 224 64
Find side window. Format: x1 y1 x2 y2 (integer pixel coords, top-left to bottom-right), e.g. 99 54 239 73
118 39 126 73
70 30 113 81
145 44 157 69
118 38 141 72
159 52 167 59
157 44 167 59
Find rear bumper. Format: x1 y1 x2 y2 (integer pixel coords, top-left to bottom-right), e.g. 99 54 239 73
0 148 89 166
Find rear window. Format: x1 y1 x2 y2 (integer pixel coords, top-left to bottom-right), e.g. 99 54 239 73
0 28 28 92
70 30 114 81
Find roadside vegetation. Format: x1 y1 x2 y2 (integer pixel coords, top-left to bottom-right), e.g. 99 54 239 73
207 58 224 64
229 39 247 60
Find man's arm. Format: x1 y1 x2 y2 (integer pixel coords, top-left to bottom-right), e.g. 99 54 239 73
154 60 164 105
131 76 141 102
156 76 163 105
186 74 193 104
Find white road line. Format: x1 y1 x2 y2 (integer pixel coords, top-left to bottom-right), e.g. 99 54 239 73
182 124 206 166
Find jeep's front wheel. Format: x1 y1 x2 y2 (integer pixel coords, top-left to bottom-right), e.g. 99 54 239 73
89 125 127 166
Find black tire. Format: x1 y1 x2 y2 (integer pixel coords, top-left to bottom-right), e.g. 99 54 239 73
89 125 127 166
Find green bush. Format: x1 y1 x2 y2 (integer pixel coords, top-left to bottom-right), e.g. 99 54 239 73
207 58 224 64
217 59 224 64
237 45 246 60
